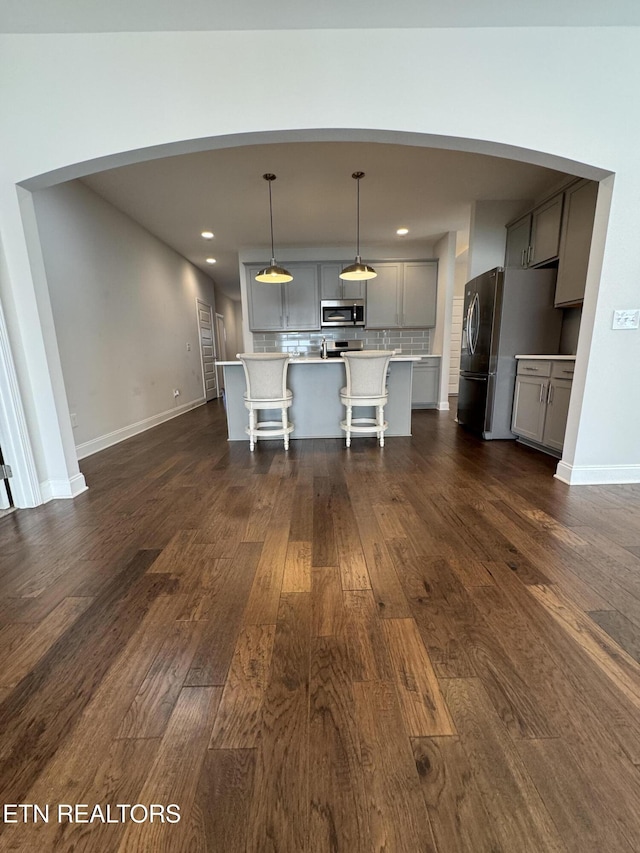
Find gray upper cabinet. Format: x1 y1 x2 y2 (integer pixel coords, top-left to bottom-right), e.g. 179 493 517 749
246 264 284 331
505 192 563 268
319 263 365 300
554 179 598 307
403 262 438 328
246 262 320 331
366 263 402 328
366 261 437 329
505 180 598 306
530 193 563 266
505 216 532 269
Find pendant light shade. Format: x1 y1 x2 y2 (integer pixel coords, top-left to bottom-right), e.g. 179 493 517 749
340 171 377 281
255 174 292 284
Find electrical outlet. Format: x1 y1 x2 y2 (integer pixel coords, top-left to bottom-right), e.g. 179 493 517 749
612 309 640 330
70 413 78 428
173 389 180 398
186 342 191 351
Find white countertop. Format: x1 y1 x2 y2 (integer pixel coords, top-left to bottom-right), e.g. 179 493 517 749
515 354 576 360
218 355 424 365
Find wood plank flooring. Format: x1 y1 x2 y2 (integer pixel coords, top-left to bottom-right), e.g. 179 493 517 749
1 400 640 851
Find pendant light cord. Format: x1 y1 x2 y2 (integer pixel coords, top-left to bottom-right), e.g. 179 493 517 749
268 178 275 261
356 174 360 257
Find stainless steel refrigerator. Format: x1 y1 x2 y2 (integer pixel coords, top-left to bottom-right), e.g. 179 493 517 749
457 266 562 439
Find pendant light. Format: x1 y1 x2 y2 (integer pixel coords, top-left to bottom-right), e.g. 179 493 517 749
255 174 293 283
340 171 377 281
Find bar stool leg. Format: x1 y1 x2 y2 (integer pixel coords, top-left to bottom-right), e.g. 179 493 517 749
378 404 385 447
346 404 352 448
249 408 256 451
282 408 289 450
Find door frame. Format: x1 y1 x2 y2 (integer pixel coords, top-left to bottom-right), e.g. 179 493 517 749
215 312 228 394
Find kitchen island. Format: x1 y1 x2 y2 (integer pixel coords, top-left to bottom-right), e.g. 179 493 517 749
218 355 422 441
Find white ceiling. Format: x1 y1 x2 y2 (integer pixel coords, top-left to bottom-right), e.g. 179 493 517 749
81 141 569 299
2 0 639 32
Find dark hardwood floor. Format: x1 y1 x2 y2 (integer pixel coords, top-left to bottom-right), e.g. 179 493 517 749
1 400 640 852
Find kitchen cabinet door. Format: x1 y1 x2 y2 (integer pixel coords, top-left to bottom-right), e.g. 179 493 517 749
555 179 598 307
542 378 572 452
284 263 320 330
529 193 563 266
402 262 437 328
512 375 547 443
320 263 365 300
366 263 402 328
505 216 531 268
246 265 285 331
411 358 440 408
320 264 343 300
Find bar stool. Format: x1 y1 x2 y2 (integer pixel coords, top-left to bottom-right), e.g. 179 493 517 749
340 350 394 447
237 353 294 451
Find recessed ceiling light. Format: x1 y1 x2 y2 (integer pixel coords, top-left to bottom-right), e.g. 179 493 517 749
201 231 214 239
206 257 216 264
396 227 409 236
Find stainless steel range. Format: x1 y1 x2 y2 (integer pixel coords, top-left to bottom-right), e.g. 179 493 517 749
324 339 364 358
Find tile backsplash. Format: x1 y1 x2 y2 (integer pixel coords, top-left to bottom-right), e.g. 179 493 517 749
253 328 432 355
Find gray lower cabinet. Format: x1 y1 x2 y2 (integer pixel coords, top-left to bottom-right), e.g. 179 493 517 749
411 358 440 408
512 374 548 442
246 262 320 331
511 359 575 454
366 261 437 329
542 378 572 452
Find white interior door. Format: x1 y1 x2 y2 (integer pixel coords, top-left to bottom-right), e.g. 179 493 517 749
197 299 218 401
215 313 227 392
449 296 464 395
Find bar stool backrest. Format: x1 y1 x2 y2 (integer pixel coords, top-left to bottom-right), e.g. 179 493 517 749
237 353 291 400
341 351 394 398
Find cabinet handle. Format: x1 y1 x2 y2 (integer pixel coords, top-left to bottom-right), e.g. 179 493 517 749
548 384 554 404
562 369 574 374
521 249 526 267
524 366 539 371
539 384 545 404
527 245 533 264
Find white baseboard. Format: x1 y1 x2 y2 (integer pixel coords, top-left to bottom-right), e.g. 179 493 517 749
437 401 450 411
555 461 640 485
75 397 206 460
40 472 88 502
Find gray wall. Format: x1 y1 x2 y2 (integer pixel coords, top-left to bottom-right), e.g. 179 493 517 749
33 180 217 456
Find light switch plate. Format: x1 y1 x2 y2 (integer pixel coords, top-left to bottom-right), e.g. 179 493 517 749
612 309 640 330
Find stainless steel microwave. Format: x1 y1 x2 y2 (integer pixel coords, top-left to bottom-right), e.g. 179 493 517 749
320 299 365 327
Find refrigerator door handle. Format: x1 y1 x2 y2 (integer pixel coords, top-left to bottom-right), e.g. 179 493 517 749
468 292 480 355
462 375 488 382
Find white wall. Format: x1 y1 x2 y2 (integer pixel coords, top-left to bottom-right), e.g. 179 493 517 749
32 180 217 457
213 288 243 358
1 26 640 498
467 200 530 280
433 233 456 409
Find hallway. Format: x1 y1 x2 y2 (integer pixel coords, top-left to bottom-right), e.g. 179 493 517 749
1 402 640 851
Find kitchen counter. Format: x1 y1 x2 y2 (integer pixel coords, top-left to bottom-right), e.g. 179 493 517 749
217 355 423 365
515 354 576 360
219 355 421 441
